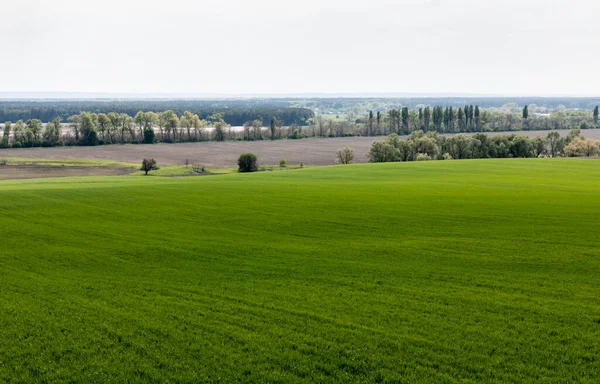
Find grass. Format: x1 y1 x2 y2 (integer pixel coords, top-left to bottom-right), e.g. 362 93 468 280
0 157 138 168
1 159 599 382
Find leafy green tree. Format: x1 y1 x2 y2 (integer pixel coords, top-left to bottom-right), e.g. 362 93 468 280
140 158 159 175
368 110 374 136
1 122 11 147
143 127 155 144
97 113 110 142
120 113 133 143
510 136 533 158
107 112 121 143
531 136 546 157
43 117 62 145
134 111 145 141
522 105 529 119
251 119 262 140
238 153 258 172
25 119 43 146
79 113 98 146
594 106 599 125
367 141 399 162
336 147 355 164
546 131 563 157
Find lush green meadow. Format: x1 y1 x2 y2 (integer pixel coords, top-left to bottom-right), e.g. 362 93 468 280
1 159 599 382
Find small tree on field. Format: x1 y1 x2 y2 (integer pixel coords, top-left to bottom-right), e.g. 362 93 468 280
336 147 355 164
238 153 258 172
140 158 159 175
279 158 287 167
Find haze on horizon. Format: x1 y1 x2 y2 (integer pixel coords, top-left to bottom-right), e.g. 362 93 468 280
1 0 599 96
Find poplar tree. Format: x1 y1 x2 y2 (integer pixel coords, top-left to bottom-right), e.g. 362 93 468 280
270 118 276 140
401 107 409 133
594 106 599 125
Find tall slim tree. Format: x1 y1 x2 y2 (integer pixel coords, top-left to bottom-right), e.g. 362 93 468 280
594 106 599 125
401 107 409 133
468 105 474 130
376 111 381 135
474 105 480 130
270 117 276 140
368 110 374 136
423 107 431 132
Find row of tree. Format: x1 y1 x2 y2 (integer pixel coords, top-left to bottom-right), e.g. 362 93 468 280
362 105 600 136
0 111 291 147
367 129 598 162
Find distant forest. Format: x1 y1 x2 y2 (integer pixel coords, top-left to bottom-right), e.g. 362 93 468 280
2 97 600 125
0 100 313 126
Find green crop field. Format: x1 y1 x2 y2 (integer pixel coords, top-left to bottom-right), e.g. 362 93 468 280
1 159 599 382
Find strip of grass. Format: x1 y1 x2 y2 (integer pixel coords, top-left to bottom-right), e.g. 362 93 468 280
0 159 599 382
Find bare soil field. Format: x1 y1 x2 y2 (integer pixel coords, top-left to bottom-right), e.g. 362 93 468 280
0 164 135 180
1 129 599 168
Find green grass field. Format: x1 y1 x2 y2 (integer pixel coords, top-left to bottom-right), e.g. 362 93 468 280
1 159 599 382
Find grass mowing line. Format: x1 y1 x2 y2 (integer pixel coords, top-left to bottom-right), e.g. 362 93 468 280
0 158 599 382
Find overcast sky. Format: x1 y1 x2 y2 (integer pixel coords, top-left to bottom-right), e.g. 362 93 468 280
1 0 599 96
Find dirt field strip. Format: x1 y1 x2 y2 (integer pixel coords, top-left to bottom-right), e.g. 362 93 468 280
1 129 599 168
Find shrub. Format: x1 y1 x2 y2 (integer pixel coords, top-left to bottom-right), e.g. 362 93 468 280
443 153 453 160
300 161 304 168
140 158 159 175
336 147 355 164
12 142 22 148
238 153 258 173
192 164 205 173
416 153 431 161
279 158 287 168
0 159 7 166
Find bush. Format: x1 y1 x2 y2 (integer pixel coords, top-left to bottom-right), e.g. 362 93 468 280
12 142 22 148
336 147 355 164
238 153 258 172
140 158 159 175
279 158 287 168
443 152 453 160
416 153 431 161
0 159 7 166
192 164 205 173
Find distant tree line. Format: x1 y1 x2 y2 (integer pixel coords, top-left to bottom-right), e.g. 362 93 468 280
0 101 313 126
361 105 600 136
367 128 598 162
0 111 308 148
296 97 600 115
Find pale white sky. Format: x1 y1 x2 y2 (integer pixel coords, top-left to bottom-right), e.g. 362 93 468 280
1 0 599 95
